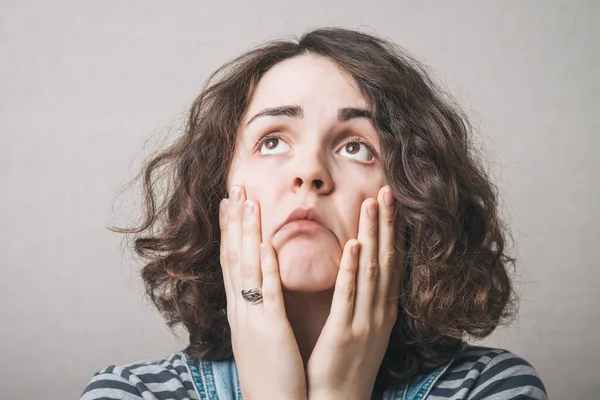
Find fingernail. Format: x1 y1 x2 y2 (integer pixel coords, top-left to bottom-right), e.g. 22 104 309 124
244 200 254 219
220 199 228 221
367 201 378 219
384 187 393 207
351 241 360 256
230 187 240 206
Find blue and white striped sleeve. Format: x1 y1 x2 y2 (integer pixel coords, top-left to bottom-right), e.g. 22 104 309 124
428 346 548 400
80 367 144 400
465 351 548 400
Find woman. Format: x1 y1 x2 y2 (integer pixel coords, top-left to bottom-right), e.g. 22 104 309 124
81 27 548 399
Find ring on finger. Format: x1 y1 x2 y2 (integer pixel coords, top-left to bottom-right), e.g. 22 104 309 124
241 287 263 305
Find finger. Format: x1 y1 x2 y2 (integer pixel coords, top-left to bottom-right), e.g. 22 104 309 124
391 200 406 303
227 186 246 303
354 198 379 326
374 186 397 312
259 242 286 316
219 198 234 301
328 239 360 326
241 199 263 312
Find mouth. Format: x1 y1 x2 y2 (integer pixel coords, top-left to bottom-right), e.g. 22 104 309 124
275 207 334 237
278 219 331 235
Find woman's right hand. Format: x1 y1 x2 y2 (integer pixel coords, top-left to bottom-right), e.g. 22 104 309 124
219 185 307 400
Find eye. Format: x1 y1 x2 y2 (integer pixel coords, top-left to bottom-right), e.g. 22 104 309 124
338 139 374 162
257 134 290 155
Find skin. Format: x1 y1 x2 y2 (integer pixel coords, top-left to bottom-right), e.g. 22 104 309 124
221 54 404 399
227 54 385 291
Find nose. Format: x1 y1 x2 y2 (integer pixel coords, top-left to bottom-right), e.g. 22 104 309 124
290 152 333 195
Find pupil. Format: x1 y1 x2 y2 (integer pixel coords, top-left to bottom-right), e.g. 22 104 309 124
347 142 358 154
266 138 278 149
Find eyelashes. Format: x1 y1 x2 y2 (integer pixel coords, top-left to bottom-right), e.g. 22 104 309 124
253 133 378 162
340 136 377 159
254 133 285 152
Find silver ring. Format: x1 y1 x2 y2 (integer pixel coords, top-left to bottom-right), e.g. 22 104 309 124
241 287 263 305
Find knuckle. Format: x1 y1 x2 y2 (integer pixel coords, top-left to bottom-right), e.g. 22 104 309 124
354 323 372 338
342 284 355 301
337 333 353 347
366 261 379 282
383 250 395 266
226 250 239 267
227 208 240 221
242 223 256 235
373 310 386 326
343 260 357 273
385 214 395 227
368 226 377 237
240 262 254 278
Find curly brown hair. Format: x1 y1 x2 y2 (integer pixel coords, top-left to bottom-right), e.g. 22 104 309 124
111 27 518 393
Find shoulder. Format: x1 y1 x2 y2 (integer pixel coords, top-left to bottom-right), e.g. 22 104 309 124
428 343 548 400
80 350 197 400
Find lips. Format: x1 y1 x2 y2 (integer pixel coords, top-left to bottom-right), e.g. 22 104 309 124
276 207 331 235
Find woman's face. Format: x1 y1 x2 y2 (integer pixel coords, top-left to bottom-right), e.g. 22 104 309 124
227 54 385 292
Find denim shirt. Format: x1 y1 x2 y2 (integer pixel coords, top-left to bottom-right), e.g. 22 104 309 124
182 353 455 400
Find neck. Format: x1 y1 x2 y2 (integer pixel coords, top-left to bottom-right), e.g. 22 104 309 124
283 288 334 366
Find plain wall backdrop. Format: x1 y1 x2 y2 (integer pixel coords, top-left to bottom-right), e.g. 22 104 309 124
1 1 598 398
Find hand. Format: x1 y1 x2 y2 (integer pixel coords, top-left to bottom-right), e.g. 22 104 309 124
219 186 307 400
306 185 403 400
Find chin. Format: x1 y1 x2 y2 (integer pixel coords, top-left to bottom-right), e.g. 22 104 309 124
275 240 340 293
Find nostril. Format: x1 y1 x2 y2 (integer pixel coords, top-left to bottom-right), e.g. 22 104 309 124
294 177 327 191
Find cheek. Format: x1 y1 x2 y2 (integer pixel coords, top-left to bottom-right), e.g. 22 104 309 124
227 151 272 195
335 181 383 240
230 178 268 211
227 158 261 198
229 174 278 236
335 194 366 240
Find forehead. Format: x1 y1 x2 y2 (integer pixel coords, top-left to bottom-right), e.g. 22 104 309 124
241 55 369 125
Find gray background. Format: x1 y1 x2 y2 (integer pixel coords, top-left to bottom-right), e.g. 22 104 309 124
1 1 598 398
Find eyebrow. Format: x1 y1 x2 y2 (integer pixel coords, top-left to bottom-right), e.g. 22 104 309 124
245 105 373 127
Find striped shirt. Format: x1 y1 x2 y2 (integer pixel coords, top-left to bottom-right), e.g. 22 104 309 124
80 344 548 399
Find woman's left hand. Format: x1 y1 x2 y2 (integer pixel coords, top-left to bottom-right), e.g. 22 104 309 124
306 185 404 400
